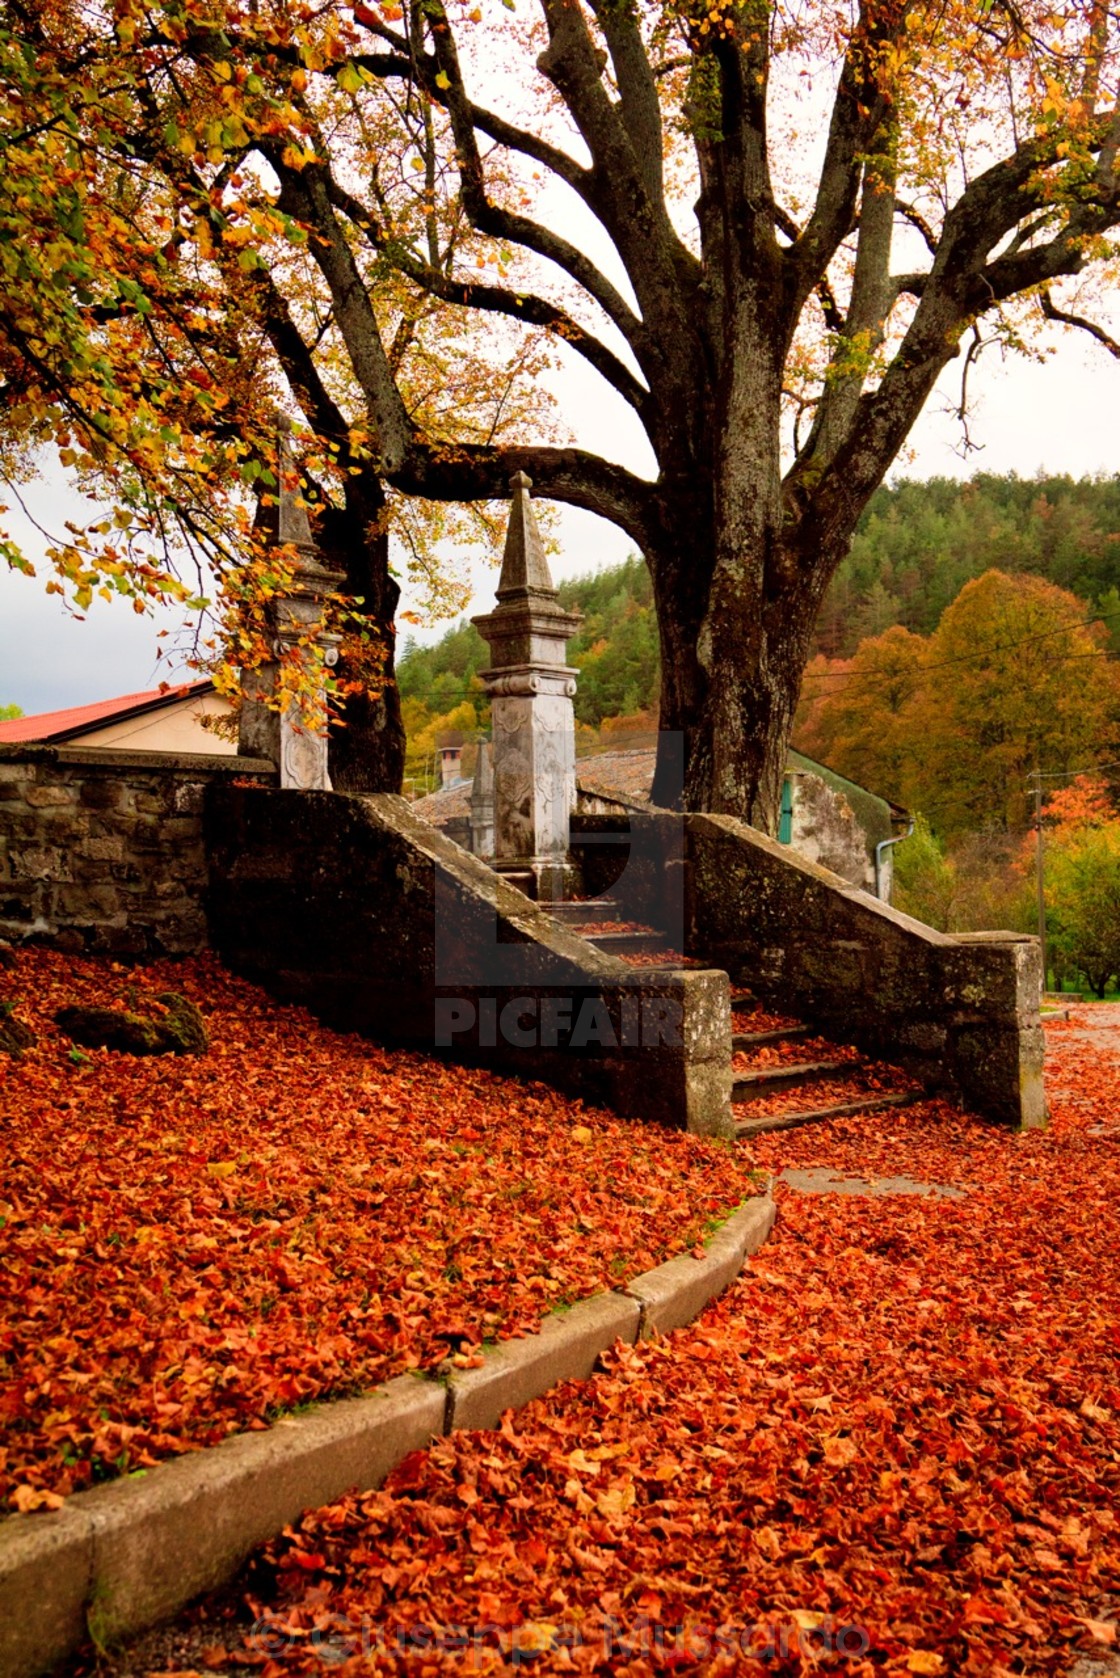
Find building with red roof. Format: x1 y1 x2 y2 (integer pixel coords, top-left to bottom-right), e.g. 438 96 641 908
0 680 235 754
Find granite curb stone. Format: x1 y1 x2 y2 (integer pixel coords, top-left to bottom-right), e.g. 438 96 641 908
0 1502 93 1678
627 1194 776 1339
446 1292 642 1433
81 1376 446 1646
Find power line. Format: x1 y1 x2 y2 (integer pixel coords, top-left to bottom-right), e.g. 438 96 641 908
802 605 1120 690
1028 758 1120 782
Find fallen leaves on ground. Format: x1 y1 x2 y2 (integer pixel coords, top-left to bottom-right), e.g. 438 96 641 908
733 1062 921 1121
0 950 757 1506
204 1009 1120 1677
570 921 656 937
732 1036 863 1072
616 949 701 968
731 1005 806 1034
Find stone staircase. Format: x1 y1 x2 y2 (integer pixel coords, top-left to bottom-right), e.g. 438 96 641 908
555 901 923 1137
729 1000 922 1137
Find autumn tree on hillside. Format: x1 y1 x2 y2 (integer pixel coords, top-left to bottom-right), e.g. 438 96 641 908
1038 776 1120 994
4 1 1120 814
794 571 1120 835
914 571 1120 837
795 624 925 805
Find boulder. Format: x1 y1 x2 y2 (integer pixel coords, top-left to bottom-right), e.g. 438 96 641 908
0 1001 35 1057
54 992 208 1056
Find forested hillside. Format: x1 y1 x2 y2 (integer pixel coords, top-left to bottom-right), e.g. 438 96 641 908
400 473 1120 736
816 474 1120 657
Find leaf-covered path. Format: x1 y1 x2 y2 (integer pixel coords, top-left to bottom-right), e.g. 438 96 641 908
0 951 757 1508
101 1006 1120 1678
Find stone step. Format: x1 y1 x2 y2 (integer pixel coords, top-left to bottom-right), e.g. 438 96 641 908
579 928 669 955
734 1090 922 1138
548 898 620 924
731 1059 852 1100
731 1024 812 1052
493 868 537 899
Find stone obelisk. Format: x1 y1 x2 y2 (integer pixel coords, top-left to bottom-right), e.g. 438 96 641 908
472 473 580 900
469 735 496 860
238 421 342 789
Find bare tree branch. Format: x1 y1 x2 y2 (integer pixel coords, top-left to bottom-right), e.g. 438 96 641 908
1039 287 1120 358
392 443 656 551
322 177 650 412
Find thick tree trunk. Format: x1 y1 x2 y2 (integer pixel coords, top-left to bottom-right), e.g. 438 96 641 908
648 456 833 833
317 476 406 794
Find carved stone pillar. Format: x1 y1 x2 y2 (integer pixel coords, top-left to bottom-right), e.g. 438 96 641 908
238 423 343 789
472 473 580 900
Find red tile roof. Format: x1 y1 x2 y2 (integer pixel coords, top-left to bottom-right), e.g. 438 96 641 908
0 680 214 743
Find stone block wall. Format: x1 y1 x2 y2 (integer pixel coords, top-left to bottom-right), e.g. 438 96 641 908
205 788 733 1138
572 808 1045 1128
684 812 1045 1129
0 745 275 957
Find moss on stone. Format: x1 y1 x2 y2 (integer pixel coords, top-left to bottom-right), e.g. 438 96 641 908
54 992 208 1056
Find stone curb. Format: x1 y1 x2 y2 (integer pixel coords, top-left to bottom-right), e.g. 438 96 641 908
627 1193 776 1339
0 1188 775 1677
446 1293 641 1434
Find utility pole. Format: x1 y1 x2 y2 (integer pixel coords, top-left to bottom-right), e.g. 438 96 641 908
1032 771 1048 996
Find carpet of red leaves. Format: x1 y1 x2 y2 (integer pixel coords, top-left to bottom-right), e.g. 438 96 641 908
731 1036 864 1072
731 1006 806 1035
0 951 758 1509
209 1010 1120 1678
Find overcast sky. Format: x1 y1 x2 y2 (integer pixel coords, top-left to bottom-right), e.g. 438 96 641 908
2 266 1117 717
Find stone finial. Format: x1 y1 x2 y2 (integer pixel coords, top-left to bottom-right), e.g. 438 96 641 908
238 420 340 790
473 734 494 796
497 471 556 598
253 420 316 555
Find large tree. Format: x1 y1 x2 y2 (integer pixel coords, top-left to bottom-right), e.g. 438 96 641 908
5 0 1120 821
0 0 551 788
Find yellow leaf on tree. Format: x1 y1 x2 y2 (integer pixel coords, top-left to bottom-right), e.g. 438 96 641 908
907 1654 945 1675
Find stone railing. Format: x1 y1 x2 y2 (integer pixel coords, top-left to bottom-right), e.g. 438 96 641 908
599 809 1044 1130
204 788 733 1137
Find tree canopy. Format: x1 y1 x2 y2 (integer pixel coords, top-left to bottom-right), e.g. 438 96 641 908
2 0 1119 815
797 569 1120 835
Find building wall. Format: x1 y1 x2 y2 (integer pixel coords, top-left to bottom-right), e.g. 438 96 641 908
788 771 878 892
0 744 274 956
73 692 237 755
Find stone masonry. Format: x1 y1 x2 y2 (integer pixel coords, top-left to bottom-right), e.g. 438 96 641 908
472 474 580 900
0 744 274 956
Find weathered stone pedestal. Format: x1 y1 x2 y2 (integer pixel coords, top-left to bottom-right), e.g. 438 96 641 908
472 474 580 901
238 423 342 789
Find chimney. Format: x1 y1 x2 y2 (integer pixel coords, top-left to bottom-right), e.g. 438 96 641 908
439 744 464 789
